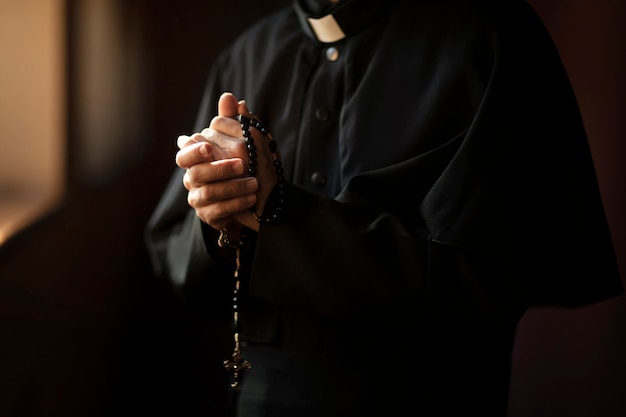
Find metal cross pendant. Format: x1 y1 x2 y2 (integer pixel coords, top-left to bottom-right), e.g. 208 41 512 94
223 350 251 392
220 232 250 391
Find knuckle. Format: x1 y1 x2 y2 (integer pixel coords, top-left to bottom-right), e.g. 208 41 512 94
190 132 205 142
187 187 208 208
202 203 226 223
196 186 210 204
187 191 196 207
175 150 185 168
208 116 220 128
182 171 191 190
187 165 209 185
186 165 198 183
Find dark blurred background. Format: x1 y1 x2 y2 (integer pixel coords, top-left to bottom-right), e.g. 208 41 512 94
0 1 623 416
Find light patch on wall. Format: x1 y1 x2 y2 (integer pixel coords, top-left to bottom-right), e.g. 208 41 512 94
0 0 66 245
73 0 146 187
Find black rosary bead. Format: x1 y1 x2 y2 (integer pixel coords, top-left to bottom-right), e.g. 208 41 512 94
235 113 286 224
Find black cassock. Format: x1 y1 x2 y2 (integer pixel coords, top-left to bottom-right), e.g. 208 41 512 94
146 0 622 415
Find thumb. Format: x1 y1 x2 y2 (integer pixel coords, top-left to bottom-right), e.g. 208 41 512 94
217 92 239 118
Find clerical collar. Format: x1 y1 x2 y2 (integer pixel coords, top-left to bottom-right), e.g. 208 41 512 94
293 0 393 44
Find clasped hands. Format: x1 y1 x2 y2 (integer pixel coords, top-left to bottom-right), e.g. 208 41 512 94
176 92 278 233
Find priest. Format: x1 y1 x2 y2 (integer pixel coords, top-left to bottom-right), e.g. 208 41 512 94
146 0 623 415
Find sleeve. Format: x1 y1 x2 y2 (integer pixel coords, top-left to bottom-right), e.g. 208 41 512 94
250 159 529 329
144 64 236 314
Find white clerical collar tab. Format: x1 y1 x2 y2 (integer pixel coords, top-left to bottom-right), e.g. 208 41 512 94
307 14 346 43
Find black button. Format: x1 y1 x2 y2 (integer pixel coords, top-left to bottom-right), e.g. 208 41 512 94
311 172 327 186
315 108 330 121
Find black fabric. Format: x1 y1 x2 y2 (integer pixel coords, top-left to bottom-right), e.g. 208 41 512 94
145 1 622 415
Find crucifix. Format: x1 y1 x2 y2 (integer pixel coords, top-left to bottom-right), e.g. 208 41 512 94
220 244 252 391
223 337 252 392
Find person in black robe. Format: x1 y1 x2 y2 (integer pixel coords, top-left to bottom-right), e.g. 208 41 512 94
145 0 623 415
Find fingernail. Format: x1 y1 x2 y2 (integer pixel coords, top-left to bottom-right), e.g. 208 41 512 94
199 143 209 156
235 160 244 174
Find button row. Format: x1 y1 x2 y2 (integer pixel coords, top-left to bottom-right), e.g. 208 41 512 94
309 46 339 189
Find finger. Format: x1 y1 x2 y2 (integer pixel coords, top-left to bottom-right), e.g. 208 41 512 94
175 141 212 169
177 133 207 150
186 158 246 185
177 135 194 149
188 177 257 207
218 92 240 118
207 115 246 141
195 193 257 228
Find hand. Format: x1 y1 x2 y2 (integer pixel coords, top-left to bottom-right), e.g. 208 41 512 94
208 93 280 226
175 92 277 232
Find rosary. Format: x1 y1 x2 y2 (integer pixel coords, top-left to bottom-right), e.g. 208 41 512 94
218 114 285 392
